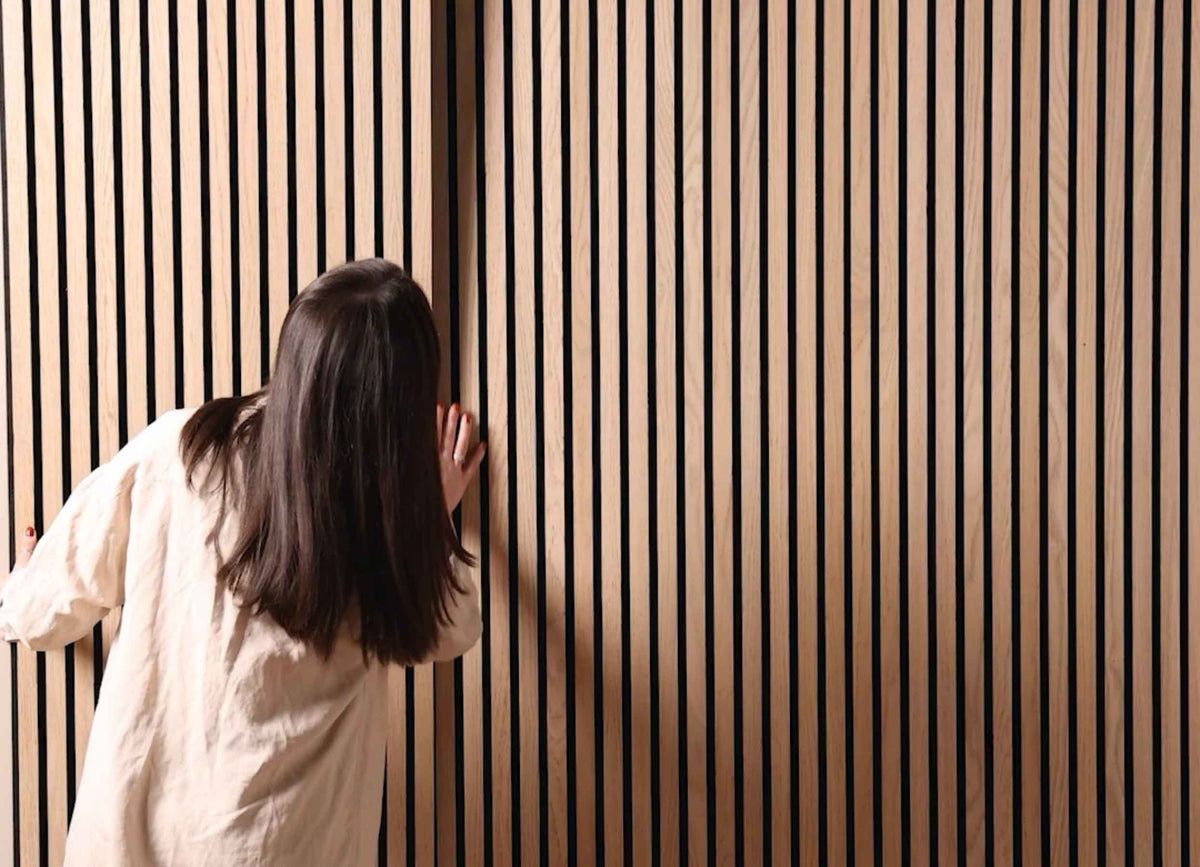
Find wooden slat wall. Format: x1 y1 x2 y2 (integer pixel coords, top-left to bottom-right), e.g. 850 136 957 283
434 0 1199 863
2 0 1198 865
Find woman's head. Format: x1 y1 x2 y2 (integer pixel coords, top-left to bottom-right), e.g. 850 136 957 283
182 259 471 665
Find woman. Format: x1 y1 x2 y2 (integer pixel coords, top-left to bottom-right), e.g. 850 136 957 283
1 259 485 865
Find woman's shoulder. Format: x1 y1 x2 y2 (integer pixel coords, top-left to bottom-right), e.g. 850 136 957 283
115 407 201 482
136 407 199 451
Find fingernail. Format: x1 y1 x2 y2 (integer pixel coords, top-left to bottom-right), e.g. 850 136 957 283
25 526 34 537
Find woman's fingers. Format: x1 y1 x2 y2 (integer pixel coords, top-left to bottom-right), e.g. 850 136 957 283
443 404 461 456
436 402 446 442
463 441 487 479
453 412 474 464
14 526 36 569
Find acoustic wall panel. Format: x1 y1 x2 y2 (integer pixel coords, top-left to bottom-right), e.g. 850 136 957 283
432 0 1198 862
3 0 1198 865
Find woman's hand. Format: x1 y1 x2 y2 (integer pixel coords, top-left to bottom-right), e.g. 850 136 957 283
5 526 35 586
437 403 486 514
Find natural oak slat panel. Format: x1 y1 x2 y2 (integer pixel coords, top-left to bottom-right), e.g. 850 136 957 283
1130 0 1155 855
1 2 1195 864
29 0 69 859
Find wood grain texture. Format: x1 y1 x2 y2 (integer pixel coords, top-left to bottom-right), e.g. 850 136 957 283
933 0 959 860
0 25 10 852
962 0 987 861
903 1 932 860
680 0 706 861
1131 0 1155 856
847 0 873 859
1160 0 1185 859
821 2 849 862
1190 9 1199 864
1 1 1195 864
1073 0 1100 860
876 0 902 860
1101 1 1128 861
789 1 820 864
989 0 1016 859
1017 0 1046 860
29 0 68 859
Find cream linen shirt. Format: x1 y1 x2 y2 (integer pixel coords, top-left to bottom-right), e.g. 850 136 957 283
1 408 482 866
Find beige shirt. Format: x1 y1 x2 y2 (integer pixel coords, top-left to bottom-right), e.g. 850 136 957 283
1 408 482 866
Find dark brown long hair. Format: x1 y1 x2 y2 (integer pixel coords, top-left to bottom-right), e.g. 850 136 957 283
181 259 471 665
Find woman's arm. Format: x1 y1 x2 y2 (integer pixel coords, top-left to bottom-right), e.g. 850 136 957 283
1 433 145 650
425 569 483 662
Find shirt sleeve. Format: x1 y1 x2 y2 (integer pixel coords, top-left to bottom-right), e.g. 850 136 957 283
425 568 482 662
0 442 145 651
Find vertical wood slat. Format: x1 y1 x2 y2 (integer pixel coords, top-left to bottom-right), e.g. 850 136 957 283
1017 0 1045 860
1073 0 1100 860
432 0 457 846
62 0 95 807
5 1 37 862
847 0 873 861
1159 0 1185 857
5 28 39 849
904 0 932 860
30 0 67 861
1190 7 1200 863
596 0 623 862
962 0 987 861
821 0 849 861
625 0 654 859
321 0 345 269
734 0 761 860
563 0 595 856
119 0 148 435
178 0 203 409
772 0 814 862
452 3 484 864
381 0 408 858
0 45 9 863
877 0 903 859
6 3 34 864
1101 0 1128 860
709 0 736 863
87 0 122 695
1047 0 1071 860
1185 5 1195 859
147 0 174 414
205 0 233 403
680 0 707 859
293 0 316 293
104 0 141 678
510 0 540 861
413 1 438 863
1131 0 1155 855
482 0 512 863
536 0 569 860
352 0 375 260
0 2 12 860
990 0 1016 857
263 0 286 367
933 0 958 859
234 0 260 391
